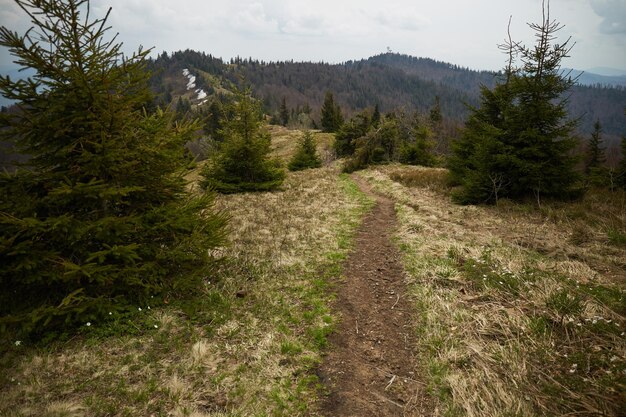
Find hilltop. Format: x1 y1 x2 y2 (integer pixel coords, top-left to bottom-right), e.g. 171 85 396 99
147 51 625 145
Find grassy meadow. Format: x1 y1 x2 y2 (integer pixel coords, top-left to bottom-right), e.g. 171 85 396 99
1 127 624 416
0 130 371 416
360 165 625 416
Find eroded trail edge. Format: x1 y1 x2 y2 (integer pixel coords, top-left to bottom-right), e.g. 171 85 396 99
319 175 430 416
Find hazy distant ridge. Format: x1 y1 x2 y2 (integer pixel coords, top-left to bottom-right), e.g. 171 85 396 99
563 68 626 88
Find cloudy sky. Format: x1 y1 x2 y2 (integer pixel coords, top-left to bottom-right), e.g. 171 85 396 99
1 0 625 73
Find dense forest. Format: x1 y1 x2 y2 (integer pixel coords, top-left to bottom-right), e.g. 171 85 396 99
147 50 625 148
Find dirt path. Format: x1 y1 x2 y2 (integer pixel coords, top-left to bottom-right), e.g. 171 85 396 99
318 176 431 416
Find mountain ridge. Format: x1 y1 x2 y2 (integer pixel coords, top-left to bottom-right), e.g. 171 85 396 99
148 51 624 142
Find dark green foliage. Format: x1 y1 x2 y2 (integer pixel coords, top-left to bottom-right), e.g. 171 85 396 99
320 91 343 133
175 97 192 118
429 96 443 125
334 110 371 157
200 88 285 193
147 49 626 144
398 118 435 166
372 104 381 127
617 135 626 190
447 84 517 203
448 7 581 204
585 119 608 187
343 119 398 173
279 96 289 126
0 0 227 337
288 131 322 171
203 100 225 141
342 111 435 172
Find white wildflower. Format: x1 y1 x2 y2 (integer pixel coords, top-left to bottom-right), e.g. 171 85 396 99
14 340 21 346
86 322 91 327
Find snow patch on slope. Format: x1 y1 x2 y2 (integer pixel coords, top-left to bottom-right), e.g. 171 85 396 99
182 68 208 105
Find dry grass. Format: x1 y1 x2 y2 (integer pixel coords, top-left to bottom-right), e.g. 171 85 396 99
0 152 370 415
359 165 625 417
389 165 451 192
266 125 336 165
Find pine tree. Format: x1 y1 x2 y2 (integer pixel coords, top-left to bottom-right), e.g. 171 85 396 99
399 114 435 166
321 91 343 133
372 104 381 127
200 88 285 193
288 131 322 171
204 100 224 141
0 0 227 337
429 96 443 125
616 135 626 190
448 3 580 204
342 118 398 173
334 110 371 157
448 83 516 203
585 119 607 186
175 97 192 118
279 96 289 126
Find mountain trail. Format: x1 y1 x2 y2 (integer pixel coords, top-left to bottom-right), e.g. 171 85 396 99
318 175 432 416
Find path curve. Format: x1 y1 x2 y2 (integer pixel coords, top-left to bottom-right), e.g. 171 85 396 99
318 175 431 416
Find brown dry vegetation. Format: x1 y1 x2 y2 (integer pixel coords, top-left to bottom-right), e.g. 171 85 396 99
266 125 335 165
359 164 625 416
2 124 625 416
0 128 371 416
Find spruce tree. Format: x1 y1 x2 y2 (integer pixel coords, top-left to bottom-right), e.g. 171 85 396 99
200 88 285 193
429 96 443 125
448 3 580 204
0 0 227 337
372 104 381 127
585 119 607 186
448 83 516 204
288 131 322 171
279 96 289 127
334 110 371 157
321 91 343 133
399 115 435 166
617 135 626 190
204 100 224 141
342 118 399 173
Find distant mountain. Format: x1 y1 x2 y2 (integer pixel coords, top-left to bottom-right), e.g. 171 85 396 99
585 67 626 77
563 68 626 88
4 52 624 143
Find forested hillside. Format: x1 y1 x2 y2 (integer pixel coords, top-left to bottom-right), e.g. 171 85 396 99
148 51 625 145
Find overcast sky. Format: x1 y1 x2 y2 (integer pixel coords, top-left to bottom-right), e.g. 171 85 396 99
1 0 625 73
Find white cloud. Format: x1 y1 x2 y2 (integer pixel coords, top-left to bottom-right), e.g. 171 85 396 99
231 2 279 34
0 0 624 72
590 0 626 35
373 8 430 32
